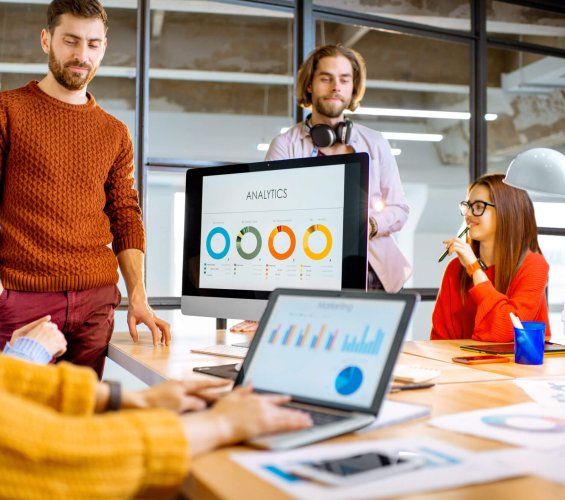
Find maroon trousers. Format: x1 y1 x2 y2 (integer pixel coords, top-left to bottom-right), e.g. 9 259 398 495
0 285 121 378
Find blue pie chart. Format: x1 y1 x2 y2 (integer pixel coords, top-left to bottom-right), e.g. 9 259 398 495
335 366 363 396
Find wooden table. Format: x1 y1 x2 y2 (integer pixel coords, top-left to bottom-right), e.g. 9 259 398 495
108 329 252 384
108 332 565 499
187 381 565 500
109 332 513 385
404 339 565 379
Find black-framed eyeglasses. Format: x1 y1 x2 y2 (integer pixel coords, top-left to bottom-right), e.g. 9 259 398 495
459 200 496 217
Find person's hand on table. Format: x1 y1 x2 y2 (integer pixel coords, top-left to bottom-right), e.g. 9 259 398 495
127 299 172 346
230 320 258 333
180 385 313 457
206 385 312 443
123 378 232 412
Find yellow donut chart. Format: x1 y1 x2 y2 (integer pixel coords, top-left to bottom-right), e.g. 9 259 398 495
268 225 296 260
303 224 333 260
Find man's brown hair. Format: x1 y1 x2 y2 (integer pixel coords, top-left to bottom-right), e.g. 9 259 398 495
296 45 367 111
47 0 108 33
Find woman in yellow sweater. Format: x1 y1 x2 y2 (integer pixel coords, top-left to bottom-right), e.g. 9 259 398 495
0 351 311 498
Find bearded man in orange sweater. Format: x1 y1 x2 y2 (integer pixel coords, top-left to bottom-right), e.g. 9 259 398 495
0 0 170 378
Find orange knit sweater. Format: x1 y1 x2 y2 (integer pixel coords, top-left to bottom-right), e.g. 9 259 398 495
0 81 145 292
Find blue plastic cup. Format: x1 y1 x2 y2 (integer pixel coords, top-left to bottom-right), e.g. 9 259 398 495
513 321 545 365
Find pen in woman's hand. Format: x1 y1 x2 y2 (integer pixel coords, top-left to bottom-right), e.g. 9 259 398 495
438 226 469 263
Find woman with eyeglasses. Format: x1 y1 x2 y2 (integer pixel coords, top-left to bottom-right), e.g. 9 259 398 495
431 173 550 342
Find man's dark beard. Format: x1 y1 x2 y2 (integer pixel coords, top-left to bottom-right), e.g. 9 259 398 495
48 49 96 91
313 96 349 119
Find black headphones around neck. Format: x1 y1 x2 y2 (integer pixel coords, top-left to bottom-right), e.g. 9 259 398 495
305 114 352 148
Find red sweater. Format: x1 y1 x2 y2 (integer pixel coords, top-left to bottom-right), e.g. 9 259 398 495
431 252 551 342
0 82 145 292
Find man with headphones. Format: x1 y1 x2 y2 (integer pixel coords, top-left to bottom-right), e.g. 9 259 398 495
267 44 411 293
231 44 411 333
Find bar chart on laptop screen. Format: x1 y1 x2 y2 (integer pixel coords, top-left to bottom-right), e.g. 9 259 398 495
268 323 385 356
244 296 406 407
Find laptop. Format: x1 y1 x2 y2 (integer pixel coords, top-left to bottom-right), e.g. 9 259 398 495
233 288 419 450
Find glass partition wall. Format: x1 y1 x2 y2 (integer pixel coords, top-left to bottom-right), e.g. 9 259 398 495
485 4 565 339
1 0 563 339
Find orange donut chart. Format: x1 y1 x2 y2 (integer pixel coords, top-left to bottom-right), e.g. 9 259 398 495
303 224 332 260
268 225 296 260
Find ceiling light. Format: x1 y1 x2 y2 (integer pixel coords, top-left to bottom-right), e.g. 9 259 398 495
382 132 443 142
349 107 497 121
391 148 402 156
257 144 269 152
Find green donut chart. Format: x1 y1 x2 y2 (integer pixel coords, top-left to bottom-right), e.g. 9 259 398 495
236 226 262 260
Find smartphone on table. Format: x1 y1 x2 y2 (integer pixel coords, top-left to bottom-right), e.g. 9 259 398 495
452 355 510 365
288 451 424 486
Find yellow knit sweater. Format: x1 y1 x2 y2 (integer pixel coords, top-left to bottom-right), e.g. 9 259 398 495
0 357 190 498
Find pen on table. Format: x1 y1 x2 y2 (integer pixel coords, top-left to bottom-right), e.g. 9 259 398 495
438 226 469 263
390 382 435 393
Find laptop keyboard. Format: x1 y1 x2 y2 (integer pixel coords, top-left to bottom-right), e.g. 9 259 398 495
284 405 349 427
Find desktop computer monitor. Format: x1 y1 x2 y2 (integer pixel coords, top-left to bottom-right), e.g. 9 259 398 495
181 152 369 320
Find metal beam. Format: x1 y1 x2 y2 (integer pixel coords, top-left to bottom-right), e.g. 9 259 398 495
294 0 314 124
500 0 565 16
0 63 473 93
0 0 292 17
135 0 150 224
333 25 370 47
470 0 487 181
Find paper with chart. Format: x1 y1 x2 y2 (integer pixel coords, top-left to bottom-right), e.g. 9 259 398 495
430 402 565 449
231 437 523 499
486 447 565 486
199 164 345 291
355 400 431 434
514 378 565 411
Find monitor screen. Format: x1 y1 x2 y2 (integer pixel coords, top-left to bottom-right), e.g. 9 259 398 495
181 153 369 320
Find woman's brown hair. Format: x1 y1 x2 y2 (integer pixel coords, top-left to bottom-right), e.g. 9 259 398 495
296 45 366 112
459 173 542 298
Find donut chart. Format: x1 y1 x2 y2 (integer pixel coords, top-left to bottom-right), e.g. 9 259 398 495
268 225 297 260
335 366 363 396
206 227 230 260
236 226 262 260
303 223 333 260
205 224 334 262
482 414 565 433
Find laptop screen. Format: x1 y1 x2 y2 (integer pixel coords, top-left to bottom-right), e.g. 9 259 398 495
239 291 414 412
